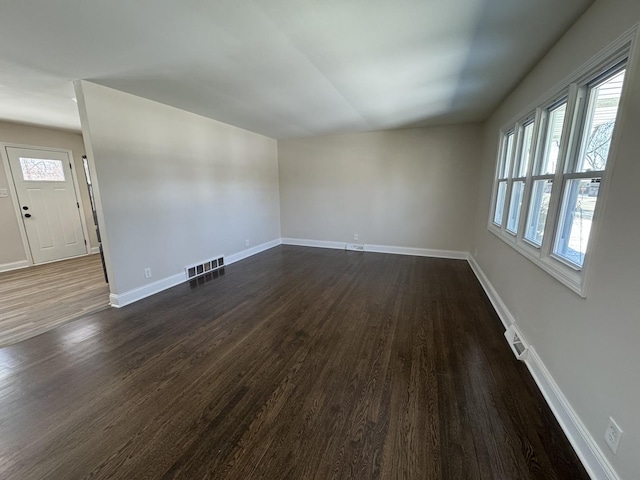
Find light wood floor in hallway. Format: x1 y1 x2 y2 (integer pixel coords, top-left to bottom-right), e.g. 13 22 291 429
0 254 110 347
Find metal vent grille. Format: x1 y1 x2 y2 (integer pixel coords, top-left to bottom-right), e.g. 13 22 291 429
504 325 529 360
186 256 225 280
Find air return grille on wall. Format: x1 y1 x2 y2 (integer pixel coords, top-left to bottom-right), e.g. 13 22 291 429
504 324 529 361
185 256 225 280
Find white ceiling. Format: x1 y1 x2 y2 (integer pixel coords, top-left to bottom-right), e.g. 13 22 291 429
0 0 594 139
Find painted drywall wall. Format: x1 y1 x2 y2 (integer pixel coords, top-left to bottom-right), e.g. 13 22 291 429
75 81 280 297
0 121 98 267
471 0 640 478
278 125 481 252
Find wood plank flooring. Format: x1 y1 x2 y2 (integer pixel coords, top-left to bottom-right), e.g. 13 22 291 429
0 246 588 479
0 254 109 347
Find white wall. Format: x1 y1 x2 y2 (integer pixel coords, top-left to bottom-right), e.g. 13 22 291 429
0 121 98 268
75 81 280 298
278 125 481 253
471 1 640 478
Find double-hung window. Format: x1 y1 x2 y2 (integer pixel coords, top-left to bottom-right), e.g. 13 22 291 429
488 42 631 296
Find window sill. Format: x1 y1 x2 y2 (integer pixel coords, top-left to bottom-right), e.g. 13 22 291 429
487 225 586 298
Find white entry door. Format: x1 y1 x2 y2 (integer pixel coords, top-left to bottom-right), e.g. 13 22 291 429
6 146 87 264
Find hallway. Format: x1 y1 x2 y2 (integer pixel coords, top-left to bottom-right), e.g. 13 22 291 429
0 254 109 347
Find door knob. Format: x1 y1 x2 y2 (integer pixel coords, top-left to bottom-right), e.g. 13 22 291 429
24 213 31 218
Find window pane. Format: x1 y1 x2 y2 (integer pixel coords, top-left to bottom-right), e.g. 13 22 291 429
516 122 535 177
493 181 508 225
577 69 625 173
554 178 600 267
506 181 525 233
536 103 566 175
524 179 553 246
19 157 65 182
499 132 514 179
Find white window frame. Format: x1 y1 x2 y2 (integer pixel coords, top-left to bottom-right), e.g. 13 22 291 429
487 27 639 297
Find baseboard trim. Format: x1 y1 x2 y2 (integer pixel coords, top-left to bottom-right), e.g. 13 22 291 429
90 246 101 254
226 238 282 265
110 272 186 308
525 348 619 480
467 255 514 330
365 243 468 260
282 238 468 260
467 255 619 480
0 260 30 273
109 238 282 309
281 238 347 250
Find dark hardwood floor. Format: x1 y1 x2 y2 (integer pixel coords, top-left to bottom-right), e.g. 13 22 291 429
0 246 588 479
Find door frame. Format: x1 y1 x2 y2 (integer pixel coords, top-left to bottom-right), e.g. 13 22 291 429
1 143 92 266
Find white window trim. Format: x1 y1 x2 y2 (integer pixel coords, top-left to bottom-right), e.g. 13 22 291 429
487 25 640 298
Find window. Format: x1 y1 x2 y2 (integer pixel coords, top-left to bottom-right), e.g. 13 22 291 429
488 45 630 296
553 68 626 267
19 157 65 182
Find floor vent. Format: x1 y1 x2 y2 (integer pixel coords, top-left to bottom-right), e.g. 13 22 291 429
504 325 529 360
186 256 225 280
345 243 365 252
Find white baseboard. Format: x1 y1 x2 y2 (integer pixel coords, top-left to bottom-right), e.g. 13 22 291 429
467 254 619 480
467 255 514 330
365 243 468 260
282 237 467 260
281 237 347 250
90 246 101 254
109 238 282 308
226 238 282 265
525 348 619 480
0 259 30 273
110 272 186 308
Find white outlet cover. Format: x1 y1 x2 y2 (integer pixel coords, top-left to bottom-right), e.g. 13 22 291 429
604 417 622 454
0 188 8 198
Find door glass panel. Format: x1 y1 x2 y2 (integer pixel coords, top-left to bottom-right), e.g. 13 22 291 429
577 69 625 173
524 180 553 246
19 158 65 182
553 178 600 267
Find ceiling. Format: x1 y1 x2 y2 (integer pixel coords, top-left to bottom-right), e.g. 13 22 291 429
0 0 594 139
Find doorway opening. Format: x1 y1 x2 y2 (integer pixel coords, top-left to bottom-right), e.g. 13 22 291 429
0 142 109 347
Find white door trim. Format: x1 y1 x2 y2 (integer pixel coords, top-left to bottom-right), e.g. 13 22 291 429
1 143 91 266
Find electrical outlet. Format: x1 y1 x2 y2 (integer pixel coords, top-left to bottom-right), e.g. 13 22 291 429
604 417 623 454
474 248 478 257
144 268 152 279
245 239 250 247
353 233 358 241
